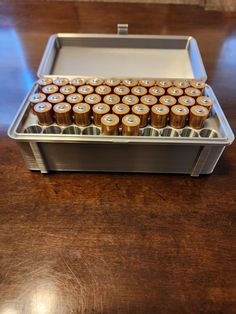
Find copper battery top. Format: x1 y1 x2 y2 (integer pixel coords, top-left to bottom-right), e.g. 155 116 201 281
122 114 140 128
167 86 184 97
139 79 155 87
114 85 130 96
34 102 52 113
88 78 104 86
171 105 189 116
173 79 190 89
47 93 65 104
29 92 46 104
53 77 69 87
34 102 53 126
159 95 177 107
190 79 206 90
132 104 150 115
112 104 130 116
178 95 195 107
77 85 94 95
152 104 170 116
70 78 86 86
101 114 119 127
95 85 112 95
149 86 165 97
122 95 139 106
190 105 209 117
84 93 102 105
73 102 91 114
66 93 83 105
131 86 147 96
105 78 121 87
103 94 120 105
189 105 209 129
42 84 59 95
185 87 202 98
60 85 76 95
37 77 53 87
196 96 214 110
156 79 172 89
92 103 110 114
140 95 158 106
53 102 71 113
53 102 72 126
122 79 138 87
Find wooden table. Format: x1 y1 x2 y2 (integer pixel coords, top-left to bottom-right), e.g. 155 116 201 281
0 1 236 313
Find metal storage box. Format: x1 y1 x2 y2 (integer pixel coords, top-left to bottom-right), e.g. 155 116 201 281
8 27 234 176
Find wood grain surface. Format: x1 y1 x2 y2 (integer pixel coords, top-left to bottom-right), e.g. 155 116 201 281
0 1 236 313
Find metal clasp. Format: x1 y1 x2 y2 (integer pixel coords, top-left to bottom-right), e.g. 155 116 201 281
117 24 128 35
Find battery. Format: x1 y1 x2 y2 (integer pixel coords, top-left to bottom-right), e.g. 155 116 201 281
77 85 94 95
114 85 130 96
88 78 104 86
170 105 189 129
178 95 195 108
149 86 165 97
123 79 138 87
173 79 190 89
53 102 73 126
105 78 121 87
34 102 53 126
84 94 102 105
140 94 158 106
122 114 140 136
71 78 86 87
131 86 148 96
139 79 155 87
159 95 177 108
73 103 91 127
185 87 202 98
189 105 209 129
101 114 120 135
151 104 169 128
103 94 120 106
156 79 172 89
47 93 65 105
66 93 83 106
190 79 206 91
167 86 184 98
122 95 139 106
95 85 112 96
29 92 46 110
112 104 130 122
37 78 53 91
131 104 150 128
92 103 110 126
60 85 76 96
42 84 59 95
53 77 69 87
196 95 214 112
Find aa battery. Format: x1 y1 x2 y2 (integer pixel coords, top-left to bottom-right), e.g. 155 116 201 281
53 77 69 87
92 103 110 126
103 94 120 106
84 94 102 105
37 78 53 91
170 105 189 129
149 86 165 97
189 105 209 129
66 93 83 106
151 104 169 128
34 102 53 126
29 92 46 110
131 104 150 128
101 114 120 135
141 95 158 106
95 85 112 96
190 79 206 91
131 86 147 96
196 96 214 112
178 95 195 108
185 87 202 98
122 114 140 136
42 84 59 95
53 102 72 126
105 78 121 87
77 85 94 95
122 95 139 106
71 78 86 86
112 104 130 122
139 79 155 87
167 86 184 98
156 79 172 89
73 103 91 127
59 85 76 96
88 78 104 86
114 85 130 96
173 79 190 89
123 79 138 87
159 95 177 108
47 93 65 105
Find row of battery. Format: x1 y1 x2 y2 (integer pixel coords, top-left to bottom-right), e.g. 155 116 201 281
29 77 214 136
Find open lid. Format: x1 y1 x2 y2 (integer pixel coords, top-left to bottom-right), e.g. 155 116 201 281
37 24 207 81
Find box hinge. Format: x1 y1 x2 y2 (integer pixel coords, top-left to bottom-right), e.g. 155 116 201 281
117 24 128 35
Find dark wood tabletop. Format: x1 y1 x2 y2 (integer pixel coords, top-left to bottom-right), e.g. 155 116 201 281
0 1 236 313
